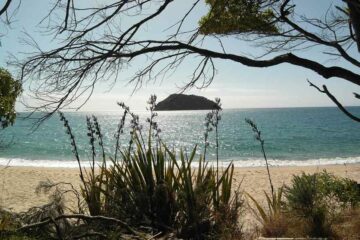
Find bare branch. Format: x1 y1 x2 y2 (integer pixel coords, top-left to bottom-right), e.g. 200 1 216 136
18 214 140 236
354 92 360 99
345 0 360 51
9 0 360 119
308 80 360 122
0 0 12 16
60 0 73 33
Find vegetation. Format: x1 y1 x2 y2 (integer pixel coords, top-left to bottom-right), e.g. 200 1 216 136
0 96 244 239
285 171 360 238
285 172 333 237
247 164 360 238
0 68 21 129
2 1 358 122
244 119 360 239
0 97 359 239
199 0 278 35
245 119 289 237
246 187 288 237
59 96 243 239
1 0 360 238
245 118 274 195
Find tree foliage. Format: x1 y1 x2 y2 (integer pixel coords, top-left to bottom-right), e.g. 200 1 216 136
4 0 360 121
0 68 21 128
199 0 278 35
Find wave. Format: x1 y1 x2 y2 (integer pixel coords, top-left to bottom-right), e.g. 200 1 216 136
1 156 360 168
225 157 360 168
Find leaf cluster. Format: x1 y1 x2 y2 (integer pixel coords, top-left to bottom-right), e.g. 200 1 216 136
56 97 244 239
199 0 278 35
0 68 22 129
285 171 360 237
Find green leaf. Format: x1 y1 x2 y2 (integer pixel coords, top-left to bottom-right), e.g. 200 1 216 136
0 67 22 129
199 0 278 35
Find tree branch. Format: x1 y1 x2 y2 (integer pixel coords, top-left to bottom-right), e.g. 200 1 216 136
13 0 360 117
17 214 140 236
308 80 360 122
0 0 12 16
110 41 360 86
60 0 72 33
280 0 360 67
346 0 360 51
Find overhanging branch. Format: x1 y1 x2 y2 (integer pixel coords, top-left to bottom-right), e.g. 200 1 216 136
0 0 12 16
346 0 360 51
13 0 360 116
111 41 360 86
308 80 360 122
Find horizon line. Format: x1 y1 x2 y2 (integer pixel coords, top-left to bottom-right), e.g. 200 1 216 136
16 105 360 113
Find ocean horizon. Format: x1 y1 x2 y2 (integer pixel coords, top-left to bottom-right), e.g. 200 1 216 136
1 106 360 168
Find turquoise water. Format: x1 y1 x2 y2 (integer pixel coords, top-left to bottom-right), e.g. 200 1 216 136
0 107 360 167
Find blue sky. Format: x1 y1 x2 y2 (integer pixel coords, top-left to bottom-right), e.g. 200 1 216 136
0 0 359 111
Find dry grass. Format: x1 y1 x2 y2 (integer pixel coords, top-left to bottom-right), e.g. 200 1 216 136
332 207 360 240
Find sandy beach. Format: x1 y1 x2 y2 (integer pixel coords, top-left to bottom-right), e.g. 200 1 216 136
1 163 359 213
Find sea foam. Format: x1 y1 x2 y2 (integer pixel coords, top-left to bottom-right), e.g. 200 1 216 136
1 157 359 168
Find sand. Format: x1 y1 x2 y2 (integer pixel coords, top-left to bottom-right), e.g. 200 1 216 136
1 164 359 213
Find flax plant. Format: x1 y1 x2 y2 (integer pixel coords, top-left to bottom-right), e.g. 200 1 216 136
245 118 289 237
83 116 104 216
203 111 213 162
60 113 108 216
59 112 88 198
212 98 222 191
59 95 243 238
203 98 222 209
146 94 161 143
114 110 127 162
245 118 274 196
246 187 287 237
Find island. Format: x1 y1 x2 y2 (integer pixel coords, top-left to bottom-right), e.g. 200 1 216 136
154 94 220 111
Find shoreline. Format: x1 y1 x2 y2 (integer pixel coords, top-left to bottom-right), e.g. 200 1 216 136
1 163 359 213
1 157 360 168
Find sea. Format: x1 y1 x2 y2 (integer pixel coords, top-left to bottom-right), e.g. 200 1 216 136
0 107 360 168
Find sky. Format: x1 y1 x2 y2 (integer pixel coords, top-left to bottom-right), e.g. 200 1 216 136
0 0 359 111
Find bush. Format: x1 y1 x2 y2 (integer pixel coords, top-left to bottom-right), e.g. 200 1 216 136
0 67 22 129
0 208 38 240
285 172 332 237
58 96 244 239
333 207 360 239
316 170 360 208
284 171 360 238
247 187 288 238
245 119 289 237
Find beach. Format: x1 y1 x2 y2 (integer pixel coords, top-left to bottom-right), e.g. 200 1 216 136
1 163 359 213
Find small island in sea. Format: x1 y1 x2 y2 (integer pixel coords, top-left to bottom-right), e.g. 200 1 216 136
155 94 220 111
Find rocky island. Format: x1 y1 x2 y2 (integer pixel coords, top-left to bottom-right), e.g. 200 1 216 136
155 94 220 111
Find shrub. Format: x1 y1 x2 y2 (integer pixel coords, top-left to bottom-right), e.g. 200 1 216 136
245 119 289 237
0 208 45 239
0 67 22 129
284 171 354 238
247 187 288 237
244 118 360 238
333 207 360 239
58 95 244 239
316 170 360 208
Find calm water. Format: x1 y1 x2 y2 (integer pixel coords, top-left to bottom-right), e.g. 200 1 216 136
0 107 360 167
